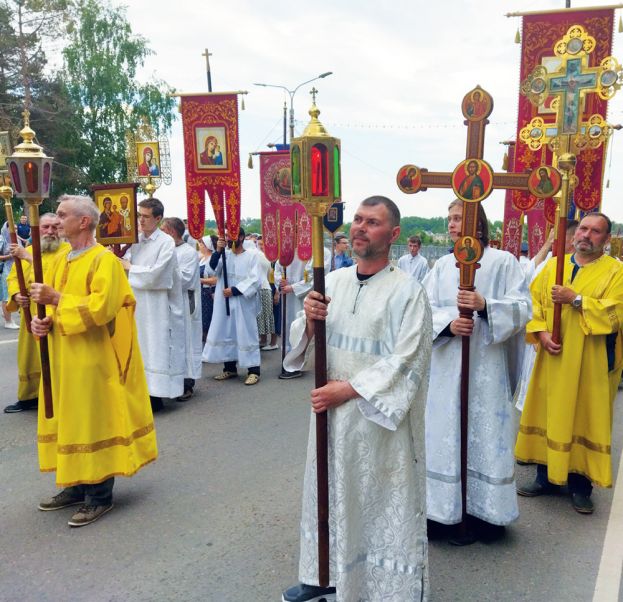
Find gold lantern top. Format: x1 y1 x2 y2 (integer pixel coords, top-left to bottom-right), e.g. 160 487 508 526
6 110 53 202
290 89 341 218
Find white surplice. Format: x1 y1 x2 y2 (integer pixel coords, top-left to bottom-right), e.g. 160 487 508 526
175 242 203 380
284 264 432 602
275 248 331 352
397 252 430 282
126 228 185 398
422 246 530 526
202 248 261 368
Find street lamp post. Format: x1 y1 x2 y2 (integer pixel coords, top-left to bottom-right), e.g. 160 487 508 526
254 71 333 143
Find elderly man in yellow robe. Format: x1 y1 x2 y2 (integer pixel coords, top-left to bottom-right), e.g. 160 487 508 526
29 195 157 528
516 213 623 515
3 213 69 413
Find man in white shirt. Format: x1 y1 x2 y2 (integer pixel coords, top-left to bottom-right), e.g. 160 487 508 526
397 235 429 281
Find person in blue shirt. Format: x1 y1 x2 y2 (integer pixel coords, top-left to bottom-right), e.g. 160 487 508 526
332 233 353 270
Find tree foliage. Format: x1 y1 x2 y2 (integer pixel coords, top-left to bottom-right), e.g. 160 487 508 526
62 0 176 187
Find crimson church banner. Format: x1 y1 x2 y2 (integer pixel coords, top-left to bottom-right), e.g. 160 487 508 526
180 93 242 241
259 150 312 266
507 8 614 256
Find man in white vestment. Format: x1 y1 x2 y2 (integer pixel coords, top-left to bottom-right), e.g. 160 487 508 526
161 217 203 401
275 248 331 380
397 235 430 281
282 196 432 602
121 198 185 412
422 199 530 543
202 227 261 386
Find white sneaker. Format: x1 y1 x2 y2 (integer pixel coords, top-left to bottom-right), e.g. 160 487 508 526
4 321 19 330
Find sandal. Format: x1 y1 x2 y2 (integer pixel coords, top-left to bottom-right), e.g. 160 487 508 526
213 371 238 381
244 374 260 386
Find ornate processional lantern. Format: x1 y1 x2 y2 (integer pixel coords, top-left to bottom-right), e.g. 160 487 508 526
6 110 54 418
289 88 341 587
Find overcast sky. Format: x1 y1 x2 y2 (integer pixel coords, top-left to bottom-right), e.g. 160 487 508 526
123 0 623 225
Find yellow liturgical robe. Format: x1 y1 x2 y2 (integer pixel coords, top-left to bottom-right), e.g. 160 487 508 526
516 254 623 487
7 243 70 401
38 244 157 487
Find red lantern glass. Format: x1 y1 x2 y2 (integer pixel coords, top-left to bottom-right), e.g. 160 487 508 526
311 144 328 196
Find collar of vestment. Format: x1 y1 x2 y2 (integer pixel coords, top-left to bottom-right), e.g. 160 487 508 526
139 229 162 243
67 243 101 262
354 262 395 282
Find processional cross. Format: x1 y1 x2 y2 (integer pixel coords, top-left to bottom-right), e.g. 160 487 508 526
396 85 561 543
519 25 622 343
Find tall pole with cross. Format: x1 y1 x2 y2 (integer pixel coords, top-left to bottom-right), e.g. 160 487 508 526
519 24 622 343
396 85 561 542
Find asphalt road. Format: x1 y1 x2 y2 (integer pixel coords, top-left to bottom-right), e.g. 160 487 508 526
0 322 621 602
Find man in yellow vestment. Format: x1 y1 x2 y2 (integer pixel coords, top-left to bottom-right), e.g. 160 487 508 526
30 195 157 528
4 213 69 413
516 213 623 514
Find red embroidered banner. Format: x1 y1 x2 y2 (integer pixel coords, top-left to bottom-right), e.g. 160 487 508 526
509 8 614 255
502 143 524 257
258 149 312 265
180 94 241 241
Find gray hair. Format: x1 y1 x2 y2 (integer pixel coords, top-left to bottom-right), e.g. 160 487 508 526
57 194 99 232
40 212 57 222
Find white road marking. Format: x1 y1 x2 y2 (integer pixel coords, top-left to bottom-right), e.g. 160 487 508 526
593 446 623 601
0 338 18 345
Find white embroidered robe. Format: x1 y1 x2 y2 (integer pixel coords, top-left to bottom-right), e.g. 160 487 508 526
284 264 432 602
422 246 530 526
126 229 185 398
275 248 331 352
202 249 261 368
175 242 203 380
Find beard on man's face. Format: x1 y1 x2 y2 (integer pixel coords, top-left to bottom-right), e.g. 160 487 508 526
41 235 61 253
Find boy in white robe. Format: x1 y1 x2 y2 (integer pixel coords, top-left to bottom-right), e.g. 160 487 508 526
202 228 261 385
122 199 185 412
161 218 203 400
282 196 432 602
422 199 530 543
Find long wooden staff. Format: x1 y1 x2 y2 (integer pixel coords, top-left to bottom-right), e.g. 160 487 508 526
0 187 32 331
27 203 54 419
311 214 330 585
551 152 575 345
280 265 287 365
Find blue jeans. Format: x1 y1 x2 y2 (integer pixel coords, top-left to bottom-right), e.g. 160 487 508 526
64 477 114 505
536 464 592 496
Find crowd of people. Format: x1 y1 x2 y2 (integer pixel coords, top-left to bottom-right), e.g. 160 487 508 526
2 193 622 602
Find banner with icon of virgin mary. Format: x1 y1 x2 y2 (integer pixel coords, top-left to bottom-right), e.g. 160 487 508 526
180 93 242 240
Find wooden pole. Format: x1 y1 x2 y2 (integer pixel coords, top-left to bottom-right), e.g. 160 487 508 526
1 187 32 331
552 151 575 345
280 266 287 367
311 214 330 586
28 203 53 419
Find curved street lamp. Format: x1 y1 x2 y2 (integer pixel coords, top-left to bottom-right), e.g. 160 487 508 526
254 71 333 143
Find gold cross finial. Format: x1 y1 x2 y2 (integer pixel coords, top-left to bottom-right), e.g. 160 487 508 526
22 109 30 129
310 87 318 103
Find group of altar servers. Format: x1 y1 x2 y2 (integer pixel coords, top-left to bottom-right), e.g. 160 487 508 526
5 191 622 602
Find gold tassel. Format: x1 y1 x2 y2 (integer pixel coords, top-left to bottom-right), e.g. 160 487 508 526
619 16 622 33
502 152 509 171
515 28 521 44
241 95 246 110
248 153 253 169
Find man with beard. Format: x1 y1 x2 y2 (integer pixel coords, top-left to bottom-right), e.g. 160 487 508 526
281 196 432 602
516 213 623 515
4 213 69 413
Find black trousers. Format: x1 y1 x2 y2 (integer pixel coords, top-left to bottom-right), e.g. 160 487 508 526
224 361 260 376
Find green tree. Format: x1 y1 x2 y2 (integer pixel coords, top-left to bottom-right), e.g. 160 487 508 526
62 0 176 187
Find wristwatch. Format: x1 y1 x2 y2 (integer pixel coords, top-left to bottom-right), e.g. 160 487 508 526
572 294 582 309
